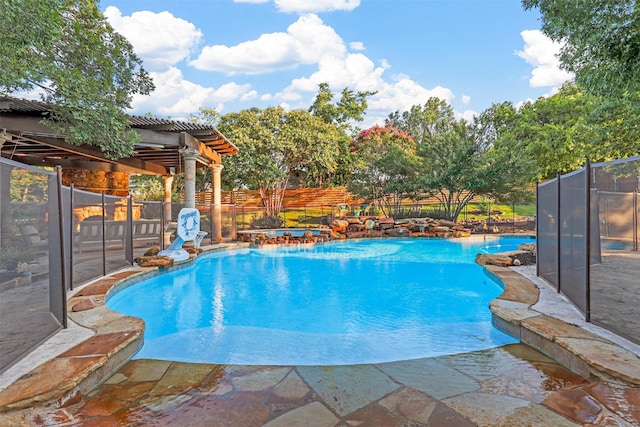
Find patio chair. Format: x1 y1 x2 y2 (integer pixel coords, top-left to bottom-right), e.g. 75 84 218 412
20 225 49 249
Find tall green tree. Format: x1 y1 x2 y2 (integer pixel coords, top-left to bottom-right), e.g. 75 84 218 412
218 107 342 218
390 98 529 221
471 102 536 202
0 0 154 159
522 0 640 99
348 123 420 216
517 85 596 179
308 83 376 186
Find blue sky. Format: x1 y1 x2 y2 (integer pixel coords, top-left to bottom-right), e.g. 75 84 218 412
100 0 573 127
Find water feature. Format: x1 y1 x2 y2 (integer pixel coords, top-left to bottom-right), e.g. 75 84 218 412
108 236 531 365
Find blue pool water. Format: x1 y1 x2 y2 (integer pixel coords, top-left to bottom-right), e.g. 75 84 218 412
107 236 530 365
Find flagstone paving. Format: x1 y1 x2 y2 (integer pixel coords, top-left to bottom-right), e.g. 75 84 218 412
3 343 640 426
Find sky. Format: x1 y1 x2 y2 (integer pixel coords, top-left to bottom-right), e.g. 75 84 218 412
99 0 574 127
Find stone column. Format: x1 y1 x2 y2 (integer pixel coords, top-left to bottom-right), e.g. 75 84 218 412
180 148 199 209
162 174 174 245
211 164 224 242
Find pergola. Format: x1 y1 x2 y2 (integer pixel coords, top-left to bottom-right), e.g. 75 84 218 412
0 96 238 241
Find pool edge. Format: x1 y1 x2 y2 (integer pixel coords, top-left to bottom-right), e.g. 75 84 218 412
485 264 640 386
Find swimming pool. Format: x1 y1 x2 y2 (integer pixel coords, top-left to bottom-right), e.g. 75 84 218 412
107 236 531 365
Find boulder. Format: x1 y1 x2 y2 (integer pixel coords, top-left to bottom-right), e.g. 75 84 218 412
518 243 536 252
143 246 160 256
452 229 472 238
437 219 458 228
503 250 536 266
475 254 514 267
330 219 350 233
136 255 174 268
71 297 96 312
386 228 408 237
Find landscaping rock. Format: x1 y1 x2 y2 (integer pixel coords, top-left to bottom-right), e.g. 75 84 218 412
504 250 536 266
136 255 174 268
475 253 514 267
71 297 96 312
330 219 349 233
143 246 160 256
519 243 536 252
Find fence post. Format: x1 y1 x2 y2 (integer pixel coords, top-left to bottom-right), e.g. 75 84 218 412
125 195 133 265
585 159 591 322
56 166 68 328
634 191 638 251
69 183 75 290
160 201 165 250
536 182 540 278
101 191 106 277
556 171 562 294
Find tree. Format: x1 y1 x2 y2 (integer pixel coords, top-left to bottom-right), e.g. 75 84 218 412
471 102 536 202
307 83 376 186
218 107 343 220
0 0 154 159
390 98 529 221
188 107 220 127
514 84 597 179
522 0 640 99
348 123 420 217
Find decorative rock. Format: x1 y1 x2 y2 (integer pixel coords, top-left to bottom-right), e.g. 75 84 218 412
504 250 536 266
71 297 97 312
330 219 349 233
136 256 174 268
475 254 514 267
143 246 160 256
519 243 536 252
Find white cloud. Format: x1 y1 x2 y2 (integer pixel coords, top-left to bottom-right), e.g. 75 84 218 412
274 0 360 13
130 67 254 117
104 7 202 72
458 109 478 122
106 6 459 124
189 14 344 75
515 29 573 88
461 95 471 105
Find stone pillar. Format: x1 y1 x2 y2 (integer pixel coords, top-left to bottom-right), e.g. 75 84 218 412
162 174 174 246
180 148 199 209
211 164 224 242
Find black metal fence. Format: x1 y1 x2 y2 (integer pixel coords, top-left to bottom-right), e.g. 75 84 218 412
0 158 65 374
537 155 640 344
0 157 240 373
